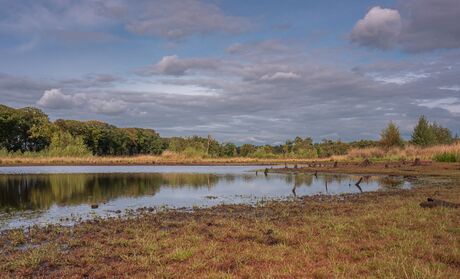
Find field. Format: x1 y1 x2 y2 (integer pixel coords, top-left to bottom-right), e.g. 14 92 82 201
0 164 459 278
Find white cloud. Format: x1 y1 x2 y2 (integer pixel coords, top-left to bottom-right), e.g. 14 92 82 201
351 0 460 52
139 55 218 76
418 98 460 114
261 72 301 81
350 6 402 49
37 89 85 109
36 89 127 115
369 72 429 85
439 85 460 92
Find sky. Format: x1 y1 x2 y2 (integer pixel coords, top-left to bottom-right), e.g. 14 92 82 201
1 0 459 144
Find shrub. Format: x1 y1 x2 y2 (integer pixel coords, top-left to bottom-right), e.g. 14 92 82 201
380 122 404 148
251 148 278 159
45 132 92 157
182 147 207 158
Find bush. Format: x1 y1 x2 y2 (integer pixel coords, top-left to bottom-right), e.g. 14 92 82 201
182 147 207 158
251 148 278 159
45 132 92 157
380 122 403 148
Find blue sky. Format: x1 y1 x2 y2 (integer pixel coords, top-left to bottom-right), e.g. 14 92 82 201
1 0 459 144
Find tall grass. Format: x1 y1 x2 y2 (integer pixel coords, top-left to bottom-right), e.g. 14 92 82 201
347 143 460 162
2 143 460 165
0 148 93 158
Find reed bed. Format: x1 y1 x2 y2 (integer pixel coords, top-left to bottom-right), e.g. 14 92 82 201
0 153 329 166
346 143 460 162
1 144 460 165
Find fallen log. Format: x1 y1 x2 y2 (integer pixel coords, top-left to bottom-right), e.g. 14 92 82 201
420 198 460 209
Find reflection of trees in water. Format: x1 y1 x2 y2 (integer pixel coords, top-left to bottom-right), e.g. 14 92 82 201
284 174 313 186
0 172 408 211
0 173 221 211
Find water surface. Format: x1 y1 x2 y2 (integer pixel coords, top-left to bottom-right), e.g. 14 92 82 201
0 166 410 230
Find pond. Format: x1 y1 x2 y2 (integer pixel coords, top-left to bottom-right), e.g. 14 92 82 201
0 166 411 230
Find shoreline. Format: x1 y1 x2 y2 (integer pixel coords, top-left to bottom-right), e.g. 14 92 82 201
1 158 459 177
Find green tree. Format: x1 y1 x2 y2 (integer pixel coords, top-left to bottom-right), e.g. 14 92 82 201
315 139 348 158
222 143 237 157
239 144 256 157
430 122 453 145
411 116 437 146
380 122 403 148
47 131 92 157
291 137 316 158
0 105 52 152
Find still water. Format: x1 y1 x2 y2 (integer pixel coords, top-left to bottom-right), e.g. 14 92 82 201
0 166 410 230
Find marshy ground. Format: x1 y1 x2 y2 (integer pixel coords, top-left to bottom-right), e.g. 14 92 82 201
0 163 459 278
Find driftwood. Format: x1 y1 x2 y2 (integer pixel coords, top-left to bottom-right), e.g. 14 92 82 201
420 198 460 209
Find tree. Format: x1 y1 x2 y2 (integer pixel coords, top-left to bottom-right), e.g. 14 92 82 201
411 116 437 146
315 139 348 158
0 105 52 152
47 131 92 157
380 122 403 148
222 143 237 157
430 122 453 145
290 137 316 158
239 144 256 157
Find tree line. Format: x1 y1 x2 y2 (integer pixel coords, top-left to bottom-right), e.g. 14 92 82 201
0 104 456 158
0 105 164 156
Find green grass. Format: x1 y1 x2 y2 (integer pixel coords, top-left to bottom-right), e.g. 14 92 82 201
433 152 460 162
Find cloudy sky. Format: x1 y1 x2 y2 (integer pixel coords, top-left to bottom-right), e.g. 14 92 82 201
1 0 459 144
